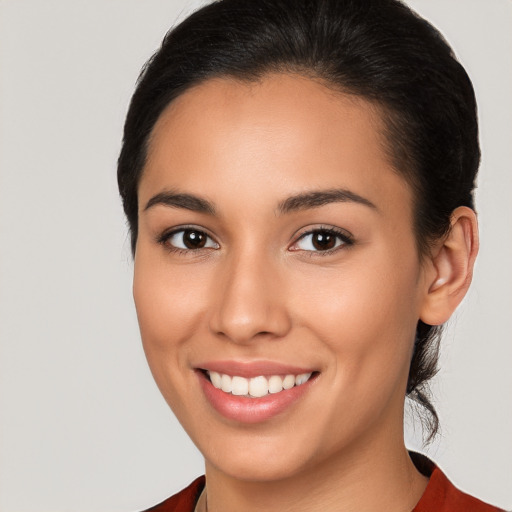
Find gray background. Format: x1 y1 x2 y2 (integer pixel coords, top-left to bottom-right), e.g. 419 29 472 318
0 1 511 510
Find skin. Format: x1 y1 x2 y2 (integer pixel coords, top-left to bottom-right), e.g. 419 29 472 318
133 74 478 512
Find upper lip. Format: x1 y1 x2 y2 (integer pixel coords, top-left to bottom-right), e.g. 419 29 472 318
196 360 317 378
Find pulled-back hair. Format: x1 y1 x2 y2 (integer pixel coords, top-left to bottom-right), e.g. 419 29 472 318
118 0 480 442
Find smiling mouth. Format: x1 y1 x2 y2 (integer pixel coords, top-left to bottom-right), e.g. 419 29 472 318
203 370 318 398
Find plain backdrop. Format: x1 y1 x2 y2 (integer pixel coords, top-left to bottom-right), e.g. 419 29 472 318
0 1 511 511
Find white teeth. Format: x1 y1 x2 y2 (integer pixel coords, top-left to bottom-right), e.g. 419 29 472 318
221 373 232 393
295 373 312 385
282 374 295 390
209 371 222 389
232 376 249 396
268 375 284 394
249 376 268 397
207 371 314 397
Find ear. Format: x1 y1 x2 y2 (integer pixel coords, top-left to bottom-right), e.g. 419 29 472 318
420 206 479 326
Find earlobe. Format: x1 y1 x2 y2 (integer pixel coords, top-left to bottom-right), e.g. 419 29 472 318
420 206 479 326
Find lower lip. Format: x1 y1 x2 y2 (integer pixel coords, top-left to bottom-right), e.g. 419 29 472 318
197 371 318 424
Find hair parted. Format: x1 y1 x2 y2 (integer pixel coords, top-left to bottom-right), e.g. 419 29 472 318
118 0 480 442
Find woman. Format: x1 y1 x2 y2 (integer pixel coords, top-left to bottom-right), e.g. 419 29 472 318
117 0 504 510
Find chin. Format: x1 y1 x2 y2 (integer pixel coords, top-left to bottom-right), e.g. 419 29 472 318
207 450 311 483
195 421 329 483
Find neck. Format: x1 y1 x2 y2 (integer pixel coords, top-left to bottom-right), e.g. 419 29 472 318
202 425 428 512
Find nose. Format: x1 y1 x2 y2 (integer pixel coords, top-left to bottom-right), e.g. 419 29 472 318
208 251 292 344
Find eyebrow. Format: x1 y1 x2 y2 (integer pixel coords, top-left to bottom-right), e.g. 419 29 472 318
143 187 377 216
144 191 216 215
277 188 377 215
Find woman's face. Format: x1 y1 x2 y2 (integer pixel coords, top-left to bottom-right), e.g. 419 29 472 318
134 74 431 481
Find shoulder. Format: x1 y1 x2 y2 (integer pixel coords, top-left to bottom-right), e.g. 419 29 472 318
141 476 205 512
411 454 505 512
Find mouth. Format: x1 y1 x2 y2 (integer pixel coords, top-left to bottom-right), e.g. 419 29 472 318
195 364 320 423
202 369 317 398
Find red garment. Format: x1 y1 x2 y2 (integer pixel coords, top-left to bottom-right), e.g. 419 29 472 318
143 476 204 512
412 468 504 512
144 461 505 511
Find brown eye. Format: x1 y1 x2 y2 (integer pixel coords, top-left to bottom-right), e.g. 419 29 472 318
292 228 353 253
311 231 336 250
164 228 219 251
183 229 207 248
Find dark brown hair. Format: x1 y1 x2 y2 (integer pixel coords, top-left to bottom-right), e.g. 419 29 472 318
118 0 480 441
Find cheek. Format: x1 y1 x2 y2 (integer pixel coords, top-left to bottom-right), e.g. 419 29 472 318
133 254 206 345
290 249 421 397
132 248 212 395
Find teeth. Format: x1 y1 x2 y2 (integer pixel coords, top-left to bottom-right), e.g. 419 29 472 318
232 376 249 396
209 371 222 389
249 376 268 397
221 373 232 393
282 374 295 389
268 375 284 394
207 371 313 397
295 373 311 385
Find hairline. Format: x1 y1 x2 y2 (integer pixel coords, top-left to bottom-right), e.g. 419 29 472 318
134 69 427 255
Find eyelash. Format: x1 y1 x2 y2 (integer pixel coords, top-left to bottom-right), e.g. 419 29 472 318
157 226 219 256
291 226 354 256
157 225 354 256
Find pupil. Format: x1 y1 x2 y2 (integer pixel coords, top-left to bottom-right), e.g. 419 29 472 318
312 231 335 250
184 230 206 249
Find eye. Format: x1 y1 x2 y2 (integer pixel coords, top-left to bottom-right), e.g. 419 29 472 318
291 228 353 253
161 228 219 251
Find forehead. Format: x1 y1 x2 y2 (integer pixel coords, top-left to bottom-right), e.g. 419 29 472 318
140 73 412 216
